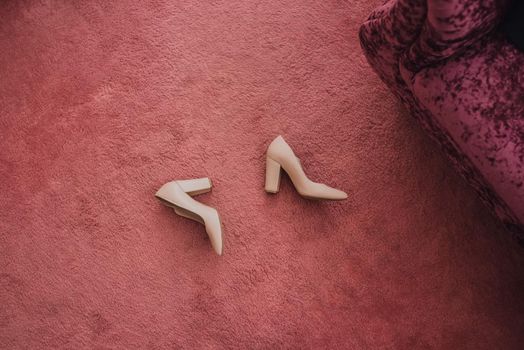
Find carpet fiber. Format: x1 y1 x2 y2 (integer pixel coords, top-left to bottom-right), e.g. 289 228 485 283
1 1 523 349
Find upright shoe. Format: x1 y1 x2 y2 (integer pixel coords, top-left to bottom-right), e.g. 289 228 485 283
155 178 223 255
265 135 347 200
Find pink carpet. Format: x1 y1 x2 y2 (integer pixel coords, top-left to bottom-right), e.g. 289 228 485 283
1 1 523 349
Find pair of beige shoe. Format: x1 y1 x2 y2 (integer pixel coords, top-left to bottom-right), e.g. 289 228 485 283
155 135 347 255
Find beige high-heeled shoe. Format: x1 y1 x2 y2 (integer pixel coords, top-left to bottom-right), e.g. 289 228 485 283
155 178 223 255
265 136 347 200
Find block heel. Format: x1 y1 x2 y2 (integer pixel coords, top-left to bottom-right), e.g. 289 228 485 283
265 157 281 193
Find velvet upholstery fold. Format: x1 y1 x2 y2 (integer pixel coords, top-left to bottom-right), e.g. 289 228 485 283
360 0 524 241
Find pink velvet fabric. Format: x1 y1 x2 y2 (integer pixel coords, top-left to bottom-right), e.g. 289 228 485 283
2 0 524 349
360 0 524 240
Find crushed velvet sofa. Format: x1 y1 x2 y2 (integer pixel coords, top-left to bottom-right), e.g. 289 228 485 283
359 0 524 242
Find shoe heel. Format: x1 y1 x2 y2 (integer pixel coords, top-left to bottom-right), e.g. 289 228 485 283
265 158 281 193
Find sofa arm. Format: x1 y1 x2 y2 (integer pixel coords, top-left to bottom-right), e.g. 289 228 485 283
359 0 427 91
402 0 510 74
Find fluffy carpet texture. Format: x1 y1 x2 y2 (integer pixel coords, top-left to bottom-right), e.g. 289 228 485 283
1 1 523 349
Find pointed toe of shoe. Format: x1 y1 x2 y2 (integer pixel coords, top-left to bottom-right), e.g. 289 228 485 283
318 186 347 200
209 226 223 256
205 210 224 256
328 188 348 200
303 183 348 200
214 240 223 256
